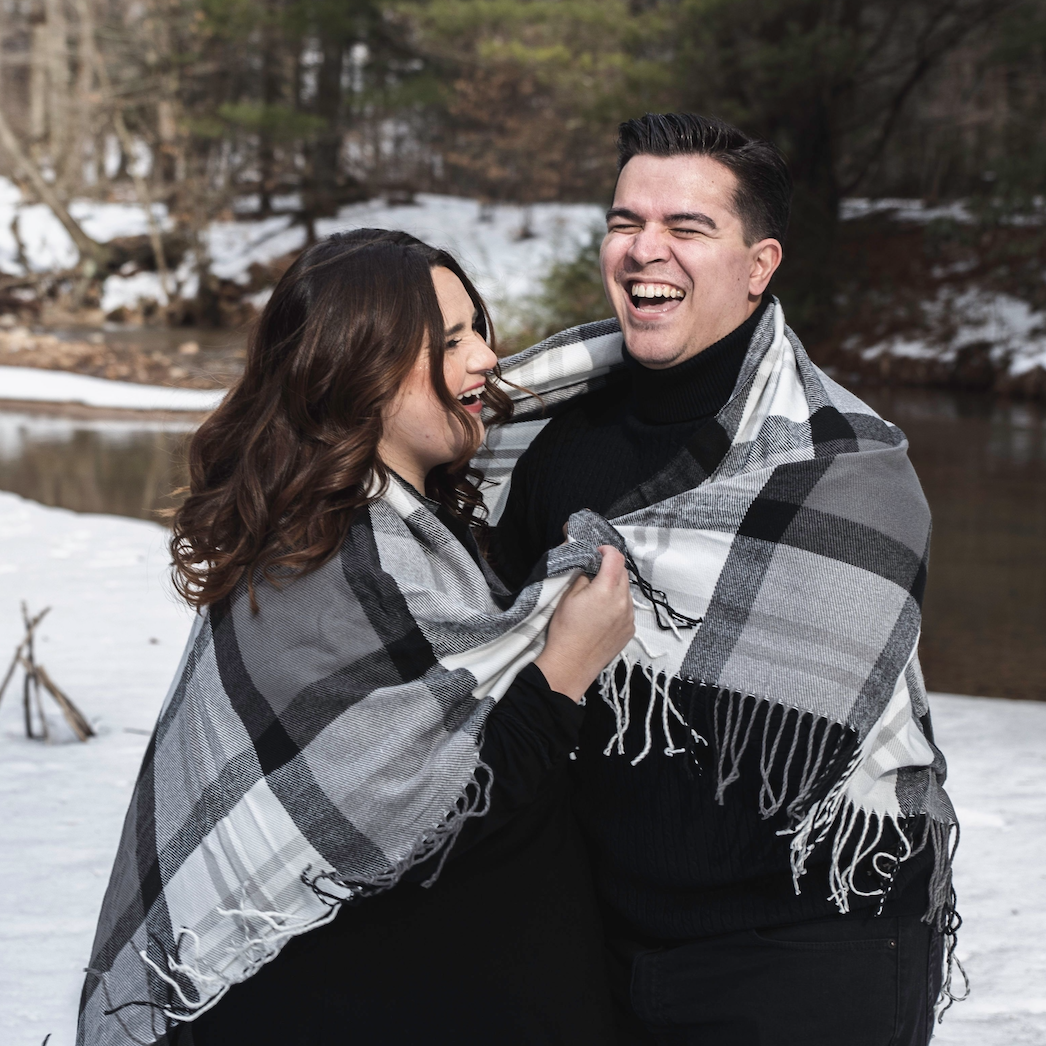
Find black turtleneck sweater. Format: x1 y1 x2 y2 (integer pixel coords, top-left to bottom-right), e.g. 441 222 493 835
492 298 931 942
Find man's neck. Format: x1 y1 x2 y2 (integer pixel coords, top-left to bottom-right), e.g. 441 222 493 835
625 296 770 425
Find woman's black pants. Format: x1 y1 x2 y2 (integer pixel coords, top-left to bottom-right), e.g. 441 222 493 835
609 912 944 1046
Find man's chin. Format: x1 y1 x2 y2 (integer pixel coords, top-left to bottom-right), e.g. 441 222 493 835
621 330 692 370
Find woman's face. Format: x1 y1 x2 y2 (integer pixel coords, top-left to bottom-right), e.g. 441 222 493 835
378 266 498 491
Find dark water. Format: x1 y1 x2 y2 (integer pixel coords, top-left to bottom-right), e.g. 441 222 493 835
861 388 1046 701
0 411 190 522
0 389 1042 699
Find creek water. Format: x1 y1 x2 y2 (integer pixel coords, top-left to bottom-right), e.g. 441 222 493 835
0 386 1042 700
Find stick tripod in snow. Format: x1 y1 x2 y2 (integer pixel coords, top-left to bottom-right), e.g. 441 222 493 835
0 603 94 742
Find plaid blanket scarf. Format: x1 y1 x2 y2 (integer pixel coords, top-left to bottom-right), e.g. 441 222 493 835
478 299 959 954
78 478 622 1046
81 298 960 1044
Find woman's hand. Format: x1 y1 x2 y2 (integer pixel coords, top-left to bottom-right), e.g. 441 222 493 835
534 546 635 703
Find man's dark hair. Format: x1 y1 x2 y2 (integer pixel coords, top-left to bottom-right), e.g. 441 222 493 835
617 113 792 246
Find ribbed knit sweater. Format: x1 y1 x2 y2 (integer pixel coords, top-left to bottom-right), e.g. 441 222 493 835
493 299 931 942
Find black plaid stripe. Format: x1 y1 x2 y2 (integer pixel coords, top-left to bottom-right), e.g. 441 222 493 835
809 405 860 457
847 412 905 447
209 586 394 875
681 458 834 685
777 506 926 595
848 597 923 737
339 510 438 685
736 458 834 541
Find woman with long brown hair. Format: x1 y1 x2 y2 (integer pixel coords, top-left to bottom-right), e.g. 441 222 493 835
78 229 632 1046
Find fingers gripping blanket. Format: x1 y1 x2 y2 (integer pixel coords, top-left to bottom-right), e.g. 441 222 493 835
479 301 959 951
78 480 620 1046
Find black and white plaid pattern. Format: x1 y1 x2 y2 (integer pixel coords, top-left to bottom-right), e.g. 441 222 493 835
78 481 620 1046
479 300 957 927
81 300 959 1045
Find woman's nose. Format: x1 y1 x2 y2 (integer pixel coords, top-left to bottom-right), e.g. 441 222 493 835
470 336 498 373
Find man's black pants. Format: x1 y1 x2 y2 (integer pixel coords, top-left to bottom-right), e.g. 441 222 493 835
609 912 944 1046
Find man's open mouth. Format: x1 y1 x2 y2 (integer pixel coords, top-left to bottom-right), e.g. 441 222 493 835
628 281 686 312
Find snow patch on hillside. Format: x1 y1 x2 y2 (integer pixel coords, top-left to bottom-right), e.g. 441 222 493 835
0 178 603 330
0 365 225 411
859 288 1046 378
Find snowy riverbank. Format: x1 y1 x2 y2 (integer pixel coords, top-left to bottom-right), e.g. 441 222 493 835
0 177 604 331
0 490 1043 1045
0 365 225 411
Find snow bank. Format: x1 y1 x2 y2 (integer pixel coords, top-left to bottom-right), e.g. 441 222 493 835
0 493 193 1046
2 177 1045 380
859 287 1046 380
841 198 975 223
316 195 603 320
0 177 603 329
202 193 604 326
0 493 1042 1045
0 366 225 411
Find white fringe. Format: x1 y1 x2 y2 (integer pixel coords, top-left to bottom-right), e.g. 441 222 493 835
599 656 707 762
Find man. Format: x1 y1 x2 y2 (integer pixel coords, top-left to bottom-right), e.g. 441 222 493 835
490 113 959 1045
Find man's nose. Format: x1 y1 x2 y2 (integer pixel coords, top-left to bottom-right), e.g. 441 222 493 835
627 225 670 266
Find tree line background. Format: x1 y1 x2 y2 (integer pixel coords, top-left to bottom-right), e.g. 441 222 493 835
0 0 1044 348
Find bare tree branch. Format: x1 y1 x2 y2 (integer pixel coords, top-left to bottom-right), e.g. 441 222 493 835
0 103 108 271
74 0 171 297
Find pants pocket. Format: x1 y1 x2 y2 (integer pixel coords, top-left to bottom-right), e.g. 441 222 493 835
629 920 901 1046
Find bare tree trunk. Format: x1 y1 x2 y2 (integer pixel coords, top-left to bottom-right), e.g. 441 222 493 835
29 24 48 142
74 0 171 297
0 101 108 272
43 0 71 181
71 0 99 190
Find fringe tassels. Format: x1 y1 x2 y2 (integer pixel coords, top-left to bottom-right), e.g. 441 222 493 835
599 657 706 762
110 758 498 1028
599 660 960 985
929 823 969 1021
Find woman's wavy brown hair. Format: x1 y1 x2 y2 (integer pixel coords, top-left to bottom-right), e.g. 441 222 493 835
171 228 513 610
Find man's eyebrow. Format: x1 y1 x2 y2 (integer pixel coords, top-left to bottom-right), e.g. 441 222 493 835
665 211 717 230
605 207 643 223
605 207 718 230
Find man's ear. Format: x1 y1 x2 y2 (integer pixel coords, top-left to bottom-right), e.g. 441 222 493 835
749 239 783 297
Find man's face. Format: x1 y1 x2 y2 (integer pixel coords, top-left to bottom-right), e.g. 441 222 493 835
600 153 781 370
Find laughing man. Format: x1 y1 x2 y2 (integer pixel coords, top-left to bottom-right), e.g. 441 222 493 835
491 113 960 1045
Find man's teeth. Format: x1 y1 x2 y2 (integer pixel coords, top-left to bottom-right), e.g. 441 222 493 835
631 283 685 300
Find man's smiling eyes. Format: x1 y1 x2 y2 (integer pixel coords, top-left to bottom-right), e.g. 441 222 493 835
606 221 706 237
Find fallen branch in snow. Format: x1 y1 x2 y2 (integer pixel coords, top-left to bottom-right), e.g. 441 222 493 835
0 106 110 274
0 603 94 742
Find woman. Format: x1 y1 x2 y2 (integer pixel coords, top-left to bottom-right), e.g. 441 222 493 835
77 229 632 1046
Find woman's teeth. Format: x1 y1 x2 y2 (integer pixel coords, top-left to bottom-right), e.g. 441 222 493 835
457 392 479 405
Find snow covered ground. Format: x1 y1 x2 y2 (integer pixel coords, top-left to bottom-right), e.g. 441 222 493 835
4 177 1046 378
0 177 604 331
858 286 1046 381
0 490 1043 1045
0 366 225 411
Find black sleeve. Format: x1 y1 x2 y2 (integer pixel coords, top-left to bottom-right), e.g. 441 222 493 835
489 450 548 591
446 661 583 859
